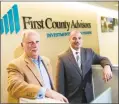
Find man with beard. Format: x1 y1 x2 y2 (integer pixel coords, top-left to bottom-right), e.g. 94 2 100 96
7 30 68 103
55 30 112 103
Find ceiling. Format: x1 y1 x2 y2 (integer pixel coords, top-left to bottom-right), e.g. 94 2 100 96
86 2 118 11
1 1 118 11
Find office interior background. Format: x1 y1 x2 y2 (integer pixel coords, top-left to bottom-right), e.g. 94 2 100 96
1 2 118 103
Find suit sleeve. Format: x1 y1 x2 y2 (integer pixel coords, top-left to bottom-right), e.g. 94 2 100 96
55 56 65 96
91 49 112 69
7 63 41 99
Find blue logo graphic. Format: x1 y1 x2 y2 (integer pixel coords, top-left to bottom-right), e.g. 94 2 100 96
0 4 20 35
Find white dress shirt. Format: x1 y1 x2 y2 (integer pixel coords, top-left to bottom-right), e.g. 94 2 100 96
70 46 81 68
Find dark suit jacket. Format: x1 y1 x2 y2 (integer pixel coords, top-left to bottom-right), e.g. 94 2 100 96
56 48 112 103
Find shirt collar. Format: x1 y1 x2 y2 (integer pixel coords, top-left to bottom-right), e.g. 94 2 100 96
31 56 42 63
70 45 80 55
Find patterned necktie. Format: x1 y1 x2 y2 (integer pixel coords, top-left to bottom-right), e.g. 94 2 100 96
76 52 82 74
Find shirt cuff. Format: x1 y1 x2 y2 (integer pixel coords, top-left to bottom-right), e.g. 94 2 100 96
36 87 47 99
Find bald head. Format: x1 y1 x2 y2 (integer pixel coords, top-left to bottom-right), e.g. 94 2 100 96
69 30 82 40
21 30 40 59
69 30 83 50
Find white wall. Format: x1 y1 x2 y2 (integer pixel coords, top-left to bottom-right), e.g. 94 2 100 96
97 8 118 65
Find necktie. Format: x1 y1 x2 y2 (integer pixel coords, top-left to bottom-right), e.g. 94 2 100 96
76 52 82 74
76 52 80 67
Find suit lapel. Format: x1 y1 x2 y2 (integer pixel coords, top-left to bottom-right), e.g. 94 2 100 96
81 48 86 78
67 48 82 77
41 59 54 90
81 48 86 65
23 53 44 86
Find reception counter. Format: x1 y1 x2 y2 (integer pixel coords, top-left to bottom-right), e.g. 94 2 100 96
20 98 65 103
19 65 118 103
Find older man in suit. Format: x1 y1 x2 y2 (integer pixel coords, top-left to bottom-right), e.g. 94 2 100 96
56 30 112 103
7 30 68 103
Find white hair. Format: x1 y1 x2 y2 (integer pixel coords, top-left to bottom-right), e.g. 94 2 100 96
21 29 40 43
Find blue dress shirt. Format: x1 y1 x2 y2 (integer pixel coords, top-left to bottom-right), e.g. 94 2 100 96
32 56 51 99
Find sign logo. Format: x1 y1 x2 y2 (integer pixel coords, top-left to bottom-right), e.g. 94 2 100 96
0 4 20 35
0 4 92 37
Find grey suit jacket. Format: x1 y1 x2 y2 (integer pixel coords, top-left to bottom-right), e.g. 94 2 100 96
56 48 112 103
